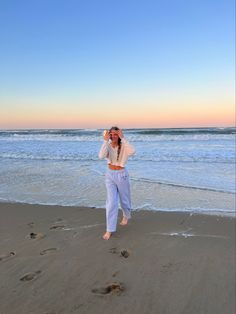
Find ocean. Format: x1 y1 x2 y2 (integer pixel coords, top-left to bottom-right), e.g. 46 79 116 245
0 127 235 216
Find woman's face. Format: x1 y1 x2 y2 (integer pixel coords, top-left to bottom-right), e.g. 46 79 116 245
110 129 119 142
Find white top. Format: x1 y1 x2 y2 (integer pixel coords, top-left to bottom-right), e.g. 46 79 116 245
98 138 135 167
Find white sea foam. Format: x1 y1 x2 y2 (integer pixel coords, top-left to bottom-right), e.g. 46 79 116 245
150 231 229 239
0 128 235 216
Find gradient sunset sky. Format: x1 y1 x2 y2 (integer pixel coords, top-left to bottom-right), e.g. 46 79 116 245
0 0 235 129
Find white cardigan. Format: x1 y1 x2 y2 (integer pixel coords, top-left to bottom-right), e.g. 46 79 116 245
98 138 135 167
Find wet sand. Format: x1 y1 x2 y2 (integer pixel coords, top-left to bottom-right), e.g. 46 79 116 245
0 202 235 314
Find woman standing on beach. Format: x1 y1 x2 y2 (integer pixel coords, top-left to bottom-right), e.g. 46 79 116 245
98 127 136 240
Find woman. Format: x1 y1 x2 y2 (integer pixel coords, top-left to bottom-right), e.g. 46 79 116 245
98 126 136 240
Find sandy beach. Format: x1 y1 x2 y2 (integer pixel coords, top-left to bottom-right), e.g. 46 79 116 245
0 202 235 314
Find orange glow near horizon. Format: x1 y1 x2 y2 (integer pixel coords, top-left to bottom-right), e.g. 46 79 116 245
1 104 234 129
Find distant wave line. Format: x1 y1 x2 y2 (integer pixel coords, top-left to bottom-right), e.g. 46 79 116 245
0 154 234 164
0 127 235 137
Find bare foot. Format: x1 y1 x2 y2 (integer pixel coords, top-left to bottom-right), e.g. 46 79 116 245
120 217 128 226
103 232 112 240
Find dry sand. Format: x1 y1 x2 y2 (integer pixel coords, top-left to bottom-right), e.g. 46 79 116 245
0 202 235 314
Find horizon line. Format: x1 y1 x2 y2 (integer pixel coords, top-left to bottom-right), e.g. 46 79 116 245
1 126 235 131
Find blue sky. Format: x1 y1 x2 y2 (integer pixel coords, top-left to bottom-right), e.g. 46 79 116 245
0 0 235 128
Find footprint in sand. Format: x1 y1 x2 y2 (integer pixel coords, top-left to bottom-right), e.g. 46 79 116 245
109 247 118 254
40 248 58 255
29 232 45 240
109 248 130 258
0 251 16 262
91 282 124 295
120 250 130 258
49 225 66 230
20 270 42 282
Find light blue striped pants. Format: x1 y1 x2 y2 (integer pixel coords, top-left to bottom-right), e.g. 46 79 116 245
105 168 132 232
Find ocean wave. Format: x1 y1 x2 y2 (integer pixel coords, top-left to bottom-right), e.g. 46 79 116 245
0 129 100 136
0 127 235 140
0 133 234 142
0 153 234 164
130 177 235 194
0 153 99 161
132 205 235 217
127 127 236 135
0 198 234 217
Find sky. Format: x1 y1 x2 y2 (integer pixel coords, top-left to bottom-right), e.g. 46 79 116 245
0 0 235 129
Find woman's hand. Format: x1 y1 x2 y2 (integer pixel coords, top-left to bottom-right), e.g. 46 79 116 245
117 129 124 139
103 130 110 141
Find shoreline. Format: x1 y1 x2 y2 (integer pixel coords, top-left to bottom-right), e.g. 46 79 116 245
0 199 235 218
0 201 235 314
